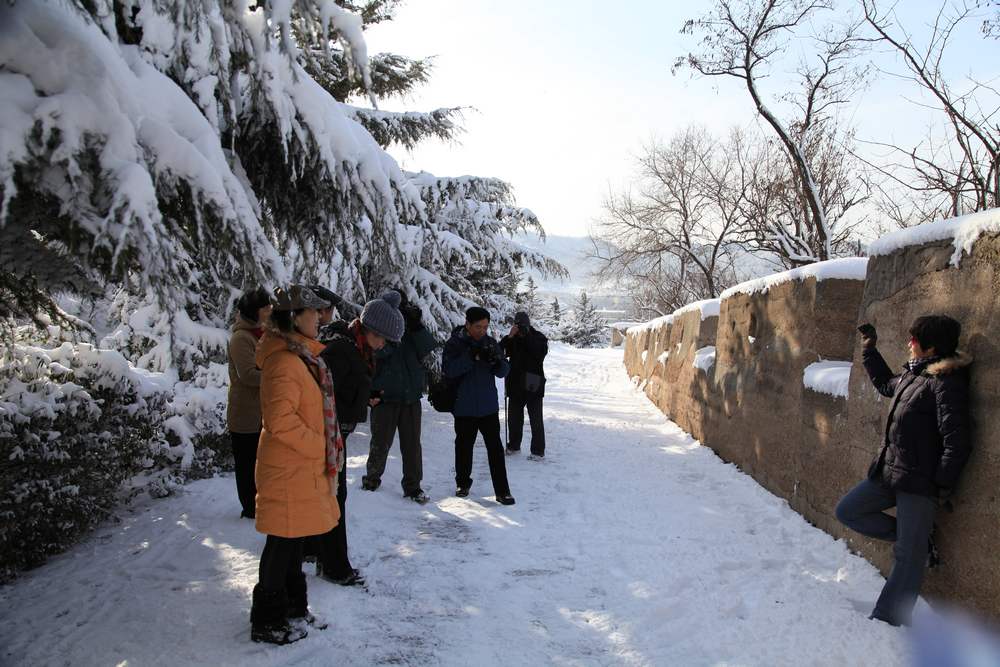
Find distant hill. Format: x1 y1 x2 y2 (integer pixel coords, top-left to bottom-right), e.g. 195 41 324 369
514 231 788 317
513 232 631 313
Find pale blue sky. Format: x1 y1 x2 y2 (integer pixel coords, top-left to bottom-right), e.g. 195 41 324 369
366 1 998 237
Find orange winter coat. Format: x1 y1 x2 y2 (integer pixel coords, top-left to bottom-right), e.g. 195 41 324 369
254 331 340 538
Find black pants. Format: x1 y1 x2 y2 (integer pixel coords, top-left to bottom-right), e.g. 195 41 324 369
305 435 353 578
258 534 304 593
367 401 423 494
454 413 511 496
230 431 259 518
507 393 545 456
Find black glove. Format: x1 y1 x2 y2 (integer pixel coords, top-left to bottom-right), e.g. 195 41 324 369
340 422 356 437
857 323 877 350
477 342 500 364
401 304 423 332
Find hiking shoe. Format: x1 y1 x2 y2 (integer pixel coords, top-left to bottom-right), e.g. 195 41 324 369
289 611 328 631
456 486 471 498
318 566 366 588
361 477 380 491
505 447 520 455
252 622 308 645
526 453 544 461
496 494 516 506
405 490 430 505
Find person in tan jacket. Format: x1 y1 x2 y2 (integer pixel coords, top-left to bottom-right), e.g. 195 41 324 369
226 287 272 519
250 285 341 646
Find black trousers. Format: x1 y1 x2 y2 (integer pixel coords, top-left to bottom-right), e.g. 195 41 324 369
454 413 511 496
305 435 353 578
258 534 304 593
230 431 259 518
367 401 423 494
507 393 545 456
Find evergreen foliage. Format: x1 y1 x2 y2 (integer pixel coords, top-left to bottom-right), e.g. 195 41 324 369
560 291 608 348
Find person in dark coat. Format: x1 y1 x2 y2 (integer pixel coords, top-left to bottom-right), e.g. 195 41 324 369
305 289 404 587
227 286 272 519
500 311 549 459
836 315 972 627
363 293 438 503
442 306 515 505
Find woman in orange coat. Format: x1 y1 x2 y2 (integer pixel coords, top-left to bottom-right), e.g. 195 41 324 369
249 285 342 645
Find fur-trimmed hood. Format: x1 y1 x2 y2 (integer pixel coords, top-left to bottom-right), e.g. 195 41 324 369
926 351 973 376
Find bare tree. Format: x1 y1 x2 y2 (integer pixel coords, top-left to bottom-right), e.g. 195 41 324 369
983 0 1000 37
859 1 999 225
677 0 869 265
733 120 869 265
591 126 745 316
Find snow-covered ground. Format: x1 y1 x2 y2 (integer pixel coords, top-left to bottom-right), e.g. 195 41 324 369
0 345 912 666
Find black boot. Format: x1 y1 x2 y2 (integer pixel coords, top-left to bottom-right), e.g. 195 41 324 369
250 585 307 645
286 572 328 630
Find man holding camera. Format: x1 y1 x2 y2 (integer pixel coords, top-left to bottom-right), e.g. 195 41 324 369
501 311 548 459
363 293 437 504
442 306 515 505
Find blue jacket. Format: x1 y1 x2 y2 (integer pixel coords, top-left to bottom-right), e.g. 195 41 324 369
442 326 510 418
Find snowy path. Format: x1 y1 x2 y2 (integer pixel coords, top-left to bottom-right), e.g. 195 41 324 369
0 345 908 666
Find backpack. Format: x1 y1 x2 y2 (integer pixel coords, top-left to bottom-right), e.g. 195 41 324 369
427 375 459 413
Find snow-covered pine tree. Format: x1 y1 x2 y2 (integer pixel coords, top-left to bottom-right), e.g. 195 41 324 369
550 297 562 326
0 0 425 362
518 276 545 319
402 173 567 333
561 291 608 348
280 1 567 334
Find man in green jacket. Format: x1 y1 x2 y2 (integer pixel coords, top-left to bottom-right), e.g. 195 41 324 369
362 294 438 503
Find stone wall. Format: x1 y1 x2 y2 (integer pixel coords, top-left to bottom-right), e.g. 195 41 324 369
622 233 1000 620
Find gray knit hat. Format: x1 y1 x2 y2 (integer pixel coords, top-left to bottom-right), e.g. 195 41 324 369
360 290 405 343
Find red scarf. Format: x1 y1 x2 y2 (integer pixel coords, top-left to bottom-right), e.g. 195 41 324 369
251 327 264 340
349 319 374 373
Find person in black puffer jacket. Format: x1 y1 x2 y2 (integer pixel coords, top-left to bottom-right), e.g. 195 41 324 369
303 288 404 588
836 315 972 627
500 311 548 458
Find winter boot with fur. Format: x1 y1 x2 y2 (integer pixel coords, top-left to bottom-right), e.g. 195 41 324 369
286 571 328 630
250 585 307 645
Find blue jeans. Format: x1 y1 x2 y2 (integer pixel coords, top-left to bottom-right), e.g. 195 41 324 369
836 478 937 626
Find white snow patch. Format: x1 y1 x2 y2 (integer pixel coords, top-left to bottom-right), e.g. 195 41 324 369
693 346 716 372
720 258 869 301
803 361 853 398
627 313 674 335
672 298 721 321
868 208 1000 266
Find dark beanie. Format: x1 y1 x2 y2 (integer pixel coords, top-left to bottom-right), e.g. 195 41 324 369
361 291 405 343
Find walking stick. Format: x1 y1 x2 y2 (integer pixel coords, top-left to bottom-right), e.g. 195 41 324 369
504 390 509 449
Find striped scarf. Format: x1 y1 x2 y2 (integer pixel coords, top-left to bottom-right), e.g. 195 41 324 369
288 338 345 497
905 356 940 375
